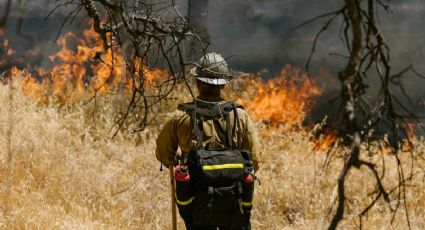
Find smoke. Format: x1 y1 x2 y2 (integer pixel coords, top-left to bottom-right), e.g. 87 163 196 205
200 0 425 129
2 0 424 74
1 0 424 127
205 0 343 75
202 0 425 76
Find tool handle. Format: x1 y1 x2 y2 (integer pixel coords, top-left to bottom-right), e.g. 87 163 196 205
169 166 177 230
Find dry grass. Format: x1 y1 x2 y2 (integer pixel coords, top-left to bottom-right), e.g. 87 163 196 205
1 80 425 229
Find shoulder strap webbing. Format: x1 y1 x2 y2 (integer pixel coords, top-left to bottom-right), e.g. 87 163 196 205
212 119 228 147
178 101 244 149
191 110 204 148
225 113 232 148
178 101 244 120
232 103 243 148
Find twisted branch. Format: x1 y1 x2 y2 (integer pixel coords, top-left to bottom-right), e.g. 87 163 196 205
52 0 208 135
302 0 423 229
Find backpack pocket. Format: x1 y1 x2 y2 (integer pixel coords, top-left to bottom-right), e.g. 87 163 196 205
193 183 243 226
211 183 239 211
197 149 245 183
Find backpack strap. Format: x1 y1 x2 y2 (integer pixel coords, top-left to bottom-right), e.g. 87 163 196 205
178 101 244 149
192 110 204 148
225 112 232 148
232 103 243 148
178 101 243 119
217 102 242 149
213 119 229 148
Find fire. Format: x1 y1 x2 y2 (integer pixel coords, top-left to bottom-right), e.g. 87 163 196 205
236 66 341 151
1 24 168 103
405 121 417 140
2 39 15 56
313 130 338 151
402 121 417 152
240 65 320 128
1 38 17 74
380 145 394 155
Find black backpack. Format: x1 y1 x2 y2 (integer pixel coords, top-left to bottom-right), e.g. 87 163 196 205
178 101 254 227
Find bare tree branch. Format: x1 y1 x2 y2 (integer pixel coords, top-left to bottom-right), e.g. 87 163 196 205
303 0 423 229
51 0 209 134
0 0 12 28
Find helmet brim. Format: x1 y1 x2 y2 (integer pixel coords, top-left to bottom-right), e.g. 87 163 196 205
190 66 232 86
196 77 229 85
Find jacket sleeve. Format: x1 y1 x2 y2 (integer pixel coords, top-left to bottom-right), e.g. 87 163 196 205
240 112 261 172
155 117 179 167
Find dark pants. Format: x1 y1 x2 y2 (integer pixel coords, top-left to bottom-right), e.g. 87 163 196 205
179 209 251 230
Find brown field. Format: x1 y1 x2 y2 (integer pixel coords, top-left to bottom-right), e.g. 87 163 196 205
1 79 425 230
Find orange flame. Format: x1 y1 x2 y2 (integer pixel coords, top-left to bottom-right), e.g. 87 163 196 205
239 65 320 128
380 145 394 155
313 130 338 151
2 24 168 103
3 39 15 56
402 121 417 152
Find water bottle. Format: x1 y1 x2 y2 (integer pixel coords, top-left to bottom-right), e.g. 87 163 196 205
241 160 255 212
174 164 193 210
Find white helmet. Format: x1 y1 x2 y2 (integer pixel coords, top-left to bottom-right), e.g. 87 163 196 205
190 52 233 85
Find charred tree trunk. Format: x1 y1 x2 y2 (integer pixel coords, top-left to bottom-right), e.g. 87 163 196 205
328 1 363 228
0 0 12 28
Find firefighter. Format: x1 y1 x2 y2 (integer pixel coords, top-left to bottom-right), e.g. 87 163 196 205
156 52 261 230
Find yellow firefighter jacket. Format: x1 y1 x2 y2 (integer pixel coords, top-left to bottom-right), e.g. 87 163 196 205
155 95 261 171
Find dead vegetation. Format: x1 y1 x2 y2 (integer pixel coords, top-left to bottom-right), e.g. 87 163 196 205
1 79 424 229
